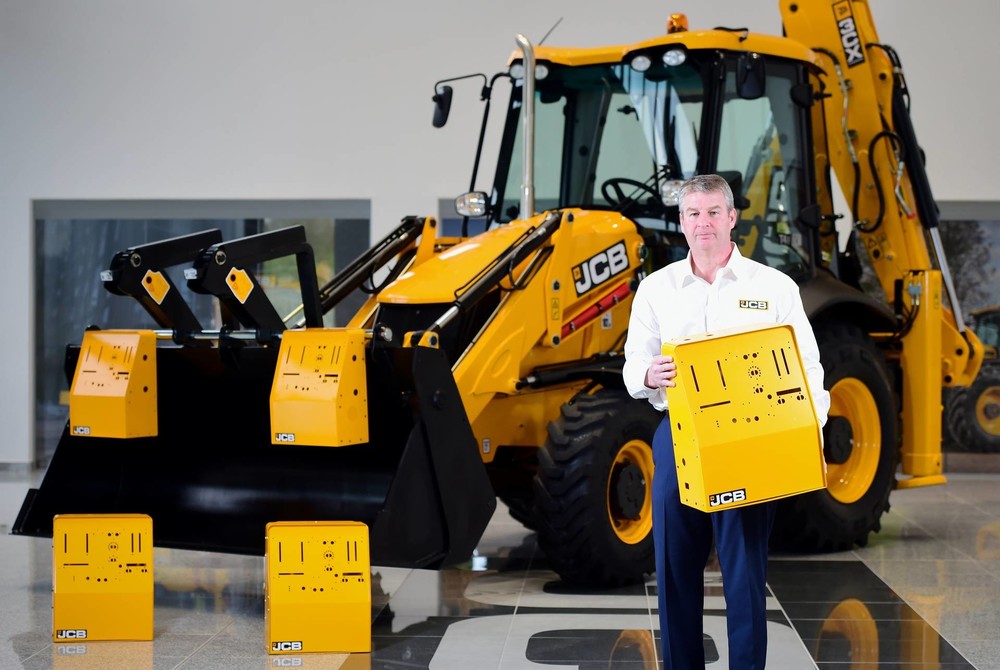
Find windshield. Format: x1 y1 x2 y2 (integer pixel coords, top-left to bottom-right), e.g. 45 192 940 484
490 51 815 278
495 60 703 226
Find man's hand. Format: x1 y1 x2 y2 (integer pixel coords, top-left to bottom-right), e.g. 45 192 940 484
644 354 677 389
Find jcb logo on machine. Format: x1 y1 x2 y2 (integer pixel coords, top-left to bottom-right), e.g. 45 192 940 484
739 299 769 310
709 488 747 508
55 629 88 639
274 432 296 443
572 241 629 296
832 1 865 67
72 426 91 436
271 641 303 652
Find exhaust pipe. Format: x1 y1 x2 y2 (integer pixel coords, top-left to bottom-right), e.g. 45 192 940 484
515 34 536 219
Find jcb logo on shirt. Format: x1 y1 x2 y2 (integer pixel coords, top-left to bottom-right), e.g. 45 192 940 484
739 299 769 310
573 241 629 296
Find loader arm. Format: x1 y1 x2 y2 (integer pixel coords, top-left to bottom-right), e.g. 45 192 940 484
781 0 984 484
102 229 223 335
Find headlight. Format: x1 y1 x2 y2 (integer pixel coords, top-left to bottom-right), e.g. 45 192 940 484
455 191 488 218
629 55 652 72
660 179 685 206
508 63 550 80
663 48 686 67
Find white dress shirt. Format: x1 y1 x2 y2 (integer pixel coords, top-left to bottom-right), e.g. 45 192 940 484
623 244 831 425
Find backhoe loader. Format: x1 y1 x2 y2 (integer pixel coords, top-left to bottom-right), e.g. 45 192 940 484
14 0 985 586
944 306 999 452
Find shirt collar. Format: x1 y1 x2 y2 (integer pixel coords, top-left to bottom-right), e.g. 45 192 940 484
679 242 745 286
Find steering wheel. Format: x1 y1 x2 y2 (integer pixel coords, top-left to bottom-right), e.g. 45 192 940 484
601 177 661 210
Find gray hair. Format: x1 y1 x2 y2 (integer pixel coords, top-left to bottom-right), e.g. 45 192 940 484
678 174 735 211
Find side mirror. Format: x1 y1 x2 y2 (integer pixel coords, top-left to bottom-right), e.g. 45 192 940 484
432 85 453 128
736 52 765 100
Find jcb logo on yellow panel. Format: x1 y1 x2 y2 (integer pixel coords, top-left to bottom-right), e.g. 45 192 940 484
271 641 303 652
739 299 769 310
572 241 629 296
55 630 88 639
832 0 865 67
274 432 296 443
709 488 746 507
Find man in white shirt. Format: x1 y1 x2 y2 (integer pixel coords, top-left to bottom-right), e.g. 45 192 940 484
623 174 830 669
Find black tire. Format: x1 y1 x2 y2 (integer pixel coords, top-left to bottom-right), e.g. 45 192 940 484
533 389 660 586
949 364 1000 452
498 492 537 530
942 386 972 452
772 323 898 552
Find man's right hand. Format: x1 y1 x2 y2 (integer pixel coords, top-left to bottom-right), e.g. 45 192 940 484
644 354 677 389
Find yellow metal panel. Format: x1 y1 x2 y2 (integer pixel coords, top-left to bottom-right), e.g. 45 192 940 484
226 267 254 303
663 324 825 512
52 514 153 642
265 521 371 654
140 270 170 304
270 329 369 447
69 330 157 439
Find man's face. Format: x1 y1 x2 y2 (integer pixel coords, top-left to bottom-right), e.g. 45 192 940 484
679 189 736 257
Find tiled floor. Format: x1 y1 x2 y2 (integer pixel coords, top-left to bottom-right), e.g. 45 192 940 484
1 469 999 669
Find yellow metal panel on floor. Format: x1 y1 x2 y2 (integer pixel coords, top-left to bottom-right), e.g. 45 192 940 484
52 514 153 641
663 323 826 512
265 521 372 654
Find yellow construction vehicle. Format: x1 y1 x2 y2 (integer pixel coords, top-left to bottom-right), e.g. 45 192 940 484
944 306 999 451
14 0 984 586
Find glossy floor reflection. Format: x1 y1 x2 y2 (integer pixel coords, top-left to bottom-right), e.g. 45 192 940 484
1 471 998 669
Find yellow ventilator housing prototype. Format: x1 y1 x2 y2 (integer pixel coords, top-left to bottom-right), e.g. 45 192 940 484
662 323 826 512
270 329 369 447
69 330 157 439
265 521 371 654
52 514 153 641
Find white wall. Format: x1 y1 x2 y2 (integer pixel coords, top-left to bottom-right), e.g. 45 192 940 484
1 0 997 464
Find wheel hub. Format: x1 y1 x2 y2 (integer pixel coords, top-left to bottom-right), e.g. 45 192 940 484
610 462 645 520
824 415 854 465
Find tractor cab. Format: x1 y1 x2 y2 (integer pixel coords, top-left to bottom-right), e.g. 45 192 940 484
450 25 826 279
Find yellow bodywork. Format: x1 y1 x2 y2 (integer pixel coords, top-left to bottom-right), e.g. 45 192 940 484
69 330 157 439
270 328 369 447
663 324 826 512
386 210 645 461
779 0 983 484
52 514 153 642
265 521 371 654
270 208 645 460
520 29 820 69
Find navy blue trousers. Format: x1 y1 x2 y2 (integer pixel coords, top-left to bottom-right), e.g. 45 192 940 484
652 415 775 670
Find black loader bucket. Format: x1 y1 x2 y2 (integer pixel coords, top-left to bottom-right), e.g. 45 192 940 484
13 223 496 569
14 336 495 568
